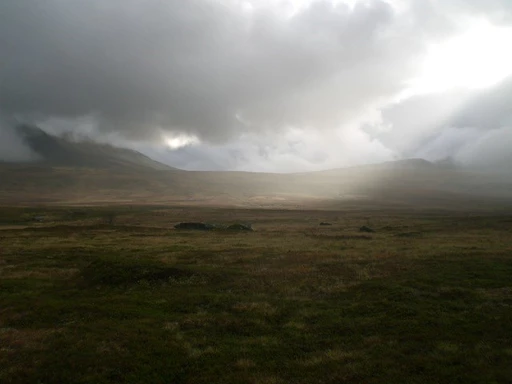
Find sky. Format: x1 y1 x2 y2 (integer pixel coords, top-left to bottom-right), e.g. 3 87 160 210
1 0 512 173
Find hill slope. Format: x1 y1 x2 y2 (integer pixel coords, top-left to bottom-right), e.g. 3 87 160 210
1 126 512 209
15 125 174 170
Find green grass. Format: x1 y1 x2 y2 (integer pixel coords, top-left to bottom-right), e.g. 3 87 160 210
1 205 512 383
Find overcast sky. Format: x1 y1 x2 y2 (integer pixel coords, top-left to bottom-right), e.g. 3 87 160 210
1 0 512 172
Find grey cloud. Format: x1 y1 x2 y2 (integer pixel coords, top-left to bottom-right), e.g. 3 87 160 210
2 0 512 173
429 78 512 172
413 127 483 161
374 89 474 157
376 74 512 169
441 0 512 24
416 126 512 175
455 127 512 173
448 77 512 129
141 127 396 172
0 0 425 143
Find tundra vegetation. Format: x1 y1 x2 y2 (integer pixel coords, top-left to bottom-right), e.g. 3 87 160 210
1 204 511 383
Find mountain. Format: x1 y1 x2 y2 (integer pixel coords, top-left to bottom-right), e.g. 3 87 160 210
1 126 512 209
15 124 173 170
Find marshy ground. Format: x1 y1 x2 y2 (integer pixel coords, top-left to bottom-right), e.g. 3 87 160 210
1 205 511 383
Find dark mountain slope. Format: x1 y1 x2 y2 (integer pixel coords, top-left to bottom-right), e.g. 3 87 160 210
15 125 174 170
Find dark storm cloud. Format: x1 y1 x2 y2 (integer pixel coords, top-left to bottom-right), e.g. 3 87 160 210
0 0 424 143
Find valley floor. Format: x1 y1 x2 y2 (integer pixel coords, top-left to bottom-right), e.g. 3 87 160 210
1 205 512 383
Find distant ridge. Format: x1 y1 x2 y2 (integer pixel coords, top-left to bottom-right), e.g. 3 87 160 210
0 125 511 208
379 158 434 169
14 124 175 171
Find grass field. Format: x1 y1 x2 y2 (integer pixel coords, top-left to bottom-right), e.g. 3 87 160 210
1 205 512 383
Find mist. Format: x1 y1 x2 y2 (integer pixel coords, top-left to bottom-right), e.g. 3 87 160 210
0 119 39 162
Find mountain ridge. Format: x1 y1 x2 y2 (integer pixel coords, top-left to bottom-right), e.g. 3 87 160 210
7 125 457 174
14 124 175 171
1 125 511 209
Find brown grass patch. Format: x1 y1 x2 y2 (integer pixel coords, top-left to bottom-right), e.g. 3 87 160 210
1 267 79 279
477 287 512 300
235 358 256 368
302 349 360 366
233 301 277 316
0 328 59 353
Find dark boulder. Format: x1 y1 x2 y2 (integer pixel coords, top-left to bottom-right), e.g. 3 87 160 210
226 223 253 231
395 231 422 238
359 226 375 233
319 222 332 226
174 222 214 230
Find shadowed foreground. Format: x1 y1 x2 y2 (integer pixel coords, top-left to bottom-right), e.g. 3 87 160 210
1 205 512 383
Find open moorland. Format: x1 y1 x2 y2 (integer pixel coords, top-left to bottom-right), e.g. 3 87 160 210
1 204 512 383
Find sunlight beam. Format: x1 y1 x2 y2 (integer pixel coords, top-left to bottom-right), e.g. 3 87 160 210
408 20 512 95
